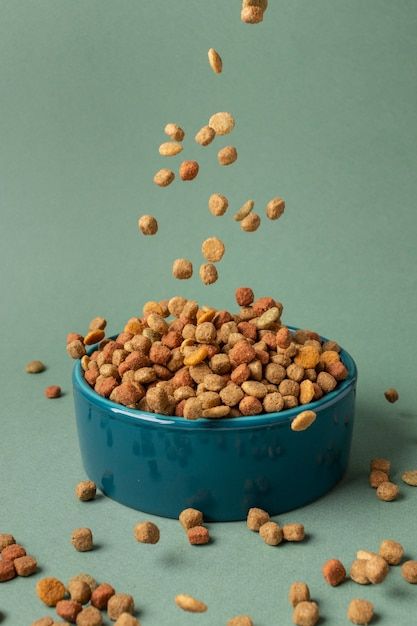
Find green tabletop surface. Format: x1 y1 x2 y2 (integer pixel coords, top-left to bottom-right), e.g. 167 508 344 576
1 1 417 624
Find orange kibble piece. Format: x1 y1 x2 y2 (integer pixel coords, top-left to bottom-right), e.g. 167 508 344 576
322 559 346 586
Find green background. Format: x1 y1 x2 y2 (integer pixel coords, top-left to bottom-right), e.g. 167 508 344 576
1 1 416 624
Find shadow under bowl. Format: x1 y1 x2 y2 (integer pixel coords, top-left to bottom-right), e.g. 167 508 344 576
72 327 357 521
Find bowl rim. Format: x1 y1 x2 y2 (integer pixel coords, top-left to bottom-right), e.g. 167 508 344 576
73 326 357 430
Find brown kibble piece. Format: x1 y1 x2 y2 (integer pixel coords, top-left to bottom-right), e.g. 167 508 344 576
350 559 370 585
227 616 253 626
36 577 67 607
179 508 203 530
107 594 135 621
402 470 417 486
187 526 210 545
384 388 399 403
369 470 389 488
259 521 283 546
247 507 269 531
71 528 93 552
26 360 46 373
234 200 254 221
292 601 319 626
172 258 193 280
0 559 16 582
14 555 37 576
347 599 374 625
44 385 62 399
84 330 105 346
115 615 141 626
68 580 91 605
179 160 199 181
175 594 207 613
376 481 399 501
67 339 87 359
76 606 102 626
241 212 260 232
164 123 184 141
0 533 15 550
75 480 96 501
283 523 305 542
138 215 158 236
365 554 389 584
199 263 218 285
370 458 390 473
56 600 83 623
68 574 98 593
291 410 316 432
266 197 285 220
322 559 346 586
91 583 115 610
31 619 54 626
208 193 228 216
209 112 235 135
218 146 238 166
89 317 106 331
208 48 222 74
299 379 315 405
195 125 216 146
153 168 175 187
159 141 182 157
235 287 254 306
241 6 264 24
401 560 417 583
201 237 225 262
1 543 26 561
379 539 404 565
288 582 310 607
134 521 160 544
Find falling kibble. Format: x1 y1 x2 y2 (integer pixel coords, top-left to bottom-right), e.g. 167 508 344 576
159 141 183 157
201 237 225 262
209 112 235 135
208 193 228 216
153 168 175 187
179 160 199 181
199 263 218 285
138 215 158 235
164 123 185 141
172 259 193 280
218 146 238 166
208 48 223 74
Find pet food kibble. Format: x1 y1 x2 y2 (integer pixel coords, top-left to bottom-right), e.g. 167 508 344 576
179 160 199 181
283 523 305 542
370 458 390 473
179 508 203 530
288 582 310 607
401 560 417 583
299 379 315 404
68 574 98 593
263 392 284 412
138 215 158 236
133 521 160 544
350 560 370 585
164 123 184 141
201 237 225 262
291 410 316 432
31 619 54 626
172 258 193 280
175 594 207 613
209 193 228 216
1 543 26 561
356 550 378 561
44 385 62 399
56 600 83 623
107 594 135 621
37 578 67 607
379 539 404 565
67 340 86 359
234 200 254 221
0 560 16 582
240 212 260 232
227 617 253 626
322 559 346 586
115 615 141 626
159 141 182 156
241 6 264 24
76 606 102 626
68 581 91 605
247 507 270 531
208 48 222 74
153 168 175 187
71 528 93 552
259 521 283 546
187 526 210 545
91 583 115 610
365 555 389 584
218 146 238 165
376 481 399 501
0 533 15 549
292 601 319 626
347 599 374 625
195 125 216 146
199 263 218 285
369 470 389 488
84 329 105 345
26 360 46 373
384 388 398 403
75 480 97 501
14 555 37 576
209 112 235 135
266 197 285 220
402 470 417 486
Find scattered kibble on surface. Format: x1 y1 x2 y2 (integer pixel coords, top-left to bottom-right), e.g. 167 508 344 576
25 360 46 373
376 481 399 501
14 555 37 576
91 583 115 610
68 580 91 605
365 555 389 584
153 168 175 187
56 599 83 623
208 48 222 74
369 469 389 488
292 601 319 626
187 525 210 545
107 594 135 621
75 480 97 502
36 577 66 607
138 215 158 236
259 521 282 546
179 508 203 530
114 613 141 626
283 523 305 542
227 616 253 626
172 259 193 279
44 385 61 399
247 507 270 531
288 581 310 607
401 470 417 486
350 559 370 585
370 457 391 473
164 123 184 141
379 539 404 565
0 560 16 582
0 533 15 550
401 560 417 583
322 559 346 586
133 521 160 544
347 599 374 625
76 605 102 626
384 387 399 403
175 594 207 613
218 146 238 165
71 528 93 552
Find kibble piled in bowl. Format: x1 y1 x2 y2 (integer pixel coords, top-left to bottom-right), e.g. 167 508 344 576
67 288 348 419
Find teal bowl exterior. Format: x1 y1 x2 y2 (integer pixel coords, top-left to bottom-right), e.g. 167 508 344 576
72 331 357 521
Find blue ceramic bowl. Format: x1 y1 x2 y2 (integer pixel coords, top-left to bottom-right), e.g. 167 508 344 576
73 329 357 521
